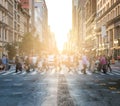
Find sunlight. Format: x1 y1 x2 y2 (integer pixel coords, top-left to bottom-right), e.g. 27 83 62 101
55 33 67 51
46 0 72 51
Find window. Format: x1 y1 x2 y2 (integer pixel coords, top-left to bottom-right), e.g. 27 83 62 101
103 7 105 13
108 14 109 21
118 6 120 15
113 10 115 18
107 3 109 9
116 7 118 16
4 29 7 41
0 27 1 38
111 0 114 6
103 0 105 4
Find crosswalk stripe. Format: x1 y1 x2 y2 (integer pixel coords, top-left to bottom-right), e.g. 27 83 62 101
12 71 21 75
112 71 120 75
106 72 114 75
0 68 120 76
69 71 73 75
41 71 46 75
30 71 37 75
99 72 106 75
2 70 14 75
0 71 6 74
20 71 27 75
114 70 120 73
50 69 55 74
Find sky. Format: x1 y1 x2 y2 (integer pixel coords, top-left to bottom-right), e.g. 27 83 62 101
45 0 72 50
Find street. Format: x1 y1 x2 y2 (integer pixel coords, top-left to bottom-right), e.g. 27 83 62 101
0 64 120 106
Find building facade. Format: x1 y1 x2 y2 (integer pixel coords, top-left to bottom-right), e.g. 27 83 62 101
72 0 78 52
77 0 86 52
96 0 120 58
84 0 97 56
29 0 35 32
0 0 30 57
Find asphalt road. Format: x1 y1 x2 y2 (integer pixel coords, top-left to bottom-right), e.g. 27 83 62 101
0 65 120 106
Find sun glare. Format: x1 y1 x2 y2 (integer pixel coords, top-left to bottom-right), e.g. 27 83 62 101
55 34 67 51
46 0 72 51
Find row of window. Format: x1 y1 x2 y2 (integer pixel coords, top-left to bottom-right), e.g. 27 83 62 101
0 27 21 42
0 28 7 41
97 0 119 17
0 0 7 8
97 5 120 28
98 26 120 48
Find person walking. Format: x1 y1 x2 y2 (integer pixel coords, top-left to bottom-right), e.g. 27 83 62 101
1 55 8 71
100 55 107 73
81 54 89 74
15 56 22 73
106 56 112 72
25 57 30 72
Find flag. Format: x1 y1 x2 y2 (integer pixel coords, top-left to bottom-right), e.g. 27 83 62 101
20 0 29 9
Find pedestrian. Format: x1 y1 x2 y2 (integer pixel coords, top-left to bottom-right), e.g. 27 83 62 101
25 57 30 72
1 54 8 71
15 56 22 73
100 55 107 73
106 56 112 72
6 55 10 71
0 59 4 71
81 54 89 74
37 57 43 71
90 57 96 73
98 55 102 72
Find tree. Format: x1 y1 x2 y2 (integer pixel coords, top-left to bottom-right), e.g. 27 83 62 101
19 32 34 55
33 35 42 55
5 43 17 59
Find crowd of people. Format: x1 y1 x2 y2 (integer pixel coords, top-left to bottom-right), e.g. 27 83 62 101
0 53 113 74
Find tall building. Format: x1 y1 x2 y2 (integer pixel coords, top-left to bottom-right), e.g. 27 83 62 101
0 0 30 57
84 0 97 56
34 1 43 42
0 0 13 57
72 0 79 52
77 0 86 52
29 0 35 31
34 0 48 51
96 0 120 58
72 0 87 53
